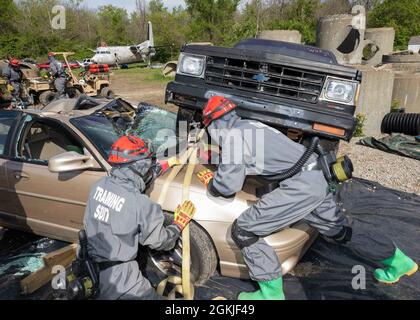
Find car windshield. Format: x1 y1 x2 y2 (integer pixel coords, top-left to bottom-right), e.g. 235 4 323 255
71 102 183 162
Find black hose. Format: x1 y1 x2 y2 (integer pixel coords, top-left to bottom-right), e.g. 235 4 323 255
263 136 320 182
381 113 420 136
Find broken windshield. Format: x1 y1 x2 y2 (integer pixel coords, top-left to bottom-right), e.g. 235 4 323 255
71 103 182 162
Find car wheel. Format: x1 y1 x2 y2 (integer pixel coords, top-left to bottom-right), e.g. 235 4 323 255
39 91 58 106
100 87 114 99
138 212 218 286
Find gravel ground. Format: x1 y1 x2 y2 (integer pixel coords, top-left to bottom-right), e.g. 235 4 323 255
338 139 420 195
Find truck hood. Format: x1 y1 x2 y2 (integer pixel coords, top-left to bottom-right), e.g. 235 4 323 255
183 42 359 79
234 39 338 65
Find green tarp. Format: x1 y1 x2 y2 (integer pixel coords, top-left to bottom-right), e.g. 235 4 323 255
359 134 420 160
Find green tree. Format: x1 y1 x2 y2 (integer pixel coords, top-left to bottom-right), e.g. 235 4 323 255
148 0 189 61
185 0 240 44
229 0 259 44
97 5 130 45
368 0 420 50
0 0 19 32
268 0 321 44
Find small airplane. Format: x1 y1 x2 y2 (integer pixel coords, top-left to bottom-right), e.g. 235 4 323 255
80 21 156 68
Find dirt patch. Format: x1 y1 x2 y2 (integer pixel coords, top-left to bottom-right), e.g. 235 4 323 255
109 66 178 113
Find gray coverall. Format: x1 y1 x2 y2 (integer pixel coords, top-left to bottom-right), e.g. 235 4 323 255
83 160 181 300
207 110 396 282
2 65 23 103
48 57 67 99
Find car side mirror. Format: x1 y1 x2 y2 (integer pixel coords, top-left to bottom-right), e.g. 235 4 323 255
48 151 100 173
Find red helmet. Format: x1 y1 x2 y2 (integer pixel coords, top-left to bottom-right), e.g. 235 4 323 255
202 96 237 127
108 136 153 164
10 58 20 67
48 52 56 57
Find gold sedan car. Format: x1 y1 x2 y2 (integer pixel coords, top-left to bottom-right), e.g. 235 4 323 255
0 97 317 284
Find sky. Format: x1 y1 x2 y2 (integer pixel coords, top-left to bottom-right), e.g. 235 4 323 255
82 0 186 12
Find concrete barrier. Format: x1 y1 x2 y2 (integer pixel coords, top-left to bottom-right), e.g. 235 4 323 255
317 14 368 65
355 65 395 136
392 73 420 113
257 30 302 44
364 28 395 66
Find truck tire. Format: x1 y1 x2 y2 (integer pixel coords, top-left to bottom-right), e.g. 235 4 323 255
318 138 340 154
176 108 201 134
138 213 218 286
303 136 340 155
100 87 115 99
39 91 58 106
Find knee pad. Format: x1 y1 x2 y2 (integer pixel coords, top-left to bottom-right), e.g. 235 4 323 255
231 220 259 250
328 226 353 244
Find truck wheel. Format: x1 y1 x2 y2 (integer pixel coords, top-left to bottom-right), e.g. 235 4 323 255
318 138 340 154
302 137 340 154
100 87 115 99
39 91 58 106
138 213 218 286
176 108 201 133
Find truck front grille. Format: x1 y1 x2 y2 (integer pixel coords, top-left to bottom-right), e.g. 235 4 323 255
205 56 326 103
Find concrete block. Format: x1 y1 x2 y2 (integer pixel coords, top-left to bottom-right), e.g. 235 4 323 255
257 30 302 44
317 14 368 65
355 65 395 136
392 73 420 113
364 28 395 66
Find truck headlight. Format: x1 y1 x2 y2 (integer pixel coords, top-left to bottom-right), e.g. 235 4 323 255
321 77 359 105
177 53 206 78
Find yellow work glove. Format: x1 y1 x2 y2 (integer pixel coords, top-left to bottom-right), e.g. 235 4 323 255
6 84 14 93
197 169 214 187
167 156 180 168
173 200 196 231
159 156 180 172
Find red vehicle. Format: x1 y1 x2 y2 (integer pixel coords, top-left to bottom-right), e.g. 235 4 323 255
36 61 80 70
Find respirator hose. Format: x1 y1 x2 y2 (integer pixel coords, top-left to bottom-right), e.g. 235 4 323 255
263 136 320 182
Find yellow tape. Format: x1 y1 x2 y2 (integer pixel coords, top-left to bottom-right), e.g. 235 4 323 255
156 129 226 300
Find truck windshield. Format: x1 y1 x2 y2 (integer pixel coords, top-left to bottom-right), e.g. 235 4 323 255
71 104 181 162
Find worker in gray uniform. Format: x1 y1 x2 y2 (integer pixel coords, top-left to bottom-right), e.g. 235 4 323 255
197 96 418 300
48 52 67 99
3 58 24 108
84 135 195 300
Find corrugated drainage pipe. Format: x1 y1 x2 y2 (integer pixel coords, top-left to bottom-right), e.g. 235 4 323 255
381 113 420 136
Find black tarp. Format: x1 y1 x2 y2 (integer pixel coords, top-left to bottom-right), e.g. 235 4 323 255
0 178 419 300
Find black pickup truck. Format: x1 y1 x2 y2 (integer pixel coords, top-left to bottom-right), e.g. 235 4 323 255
165 39 362 151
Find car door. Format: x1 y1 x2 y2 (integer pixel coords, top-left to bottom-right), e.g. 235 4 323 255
3 115 107 242
0 110 22 216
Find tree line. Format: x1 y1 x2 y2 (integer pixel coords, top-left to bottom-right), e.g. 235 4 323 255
0 0 419 62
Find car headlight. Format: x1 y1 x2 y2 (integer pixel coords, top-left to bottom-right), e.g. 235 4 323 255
177 53 206 78
321 77 359 105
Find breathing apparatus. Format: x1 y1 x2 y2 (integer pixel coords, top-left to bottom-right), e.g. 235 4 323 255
66 230 100 300
256 136 354 197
